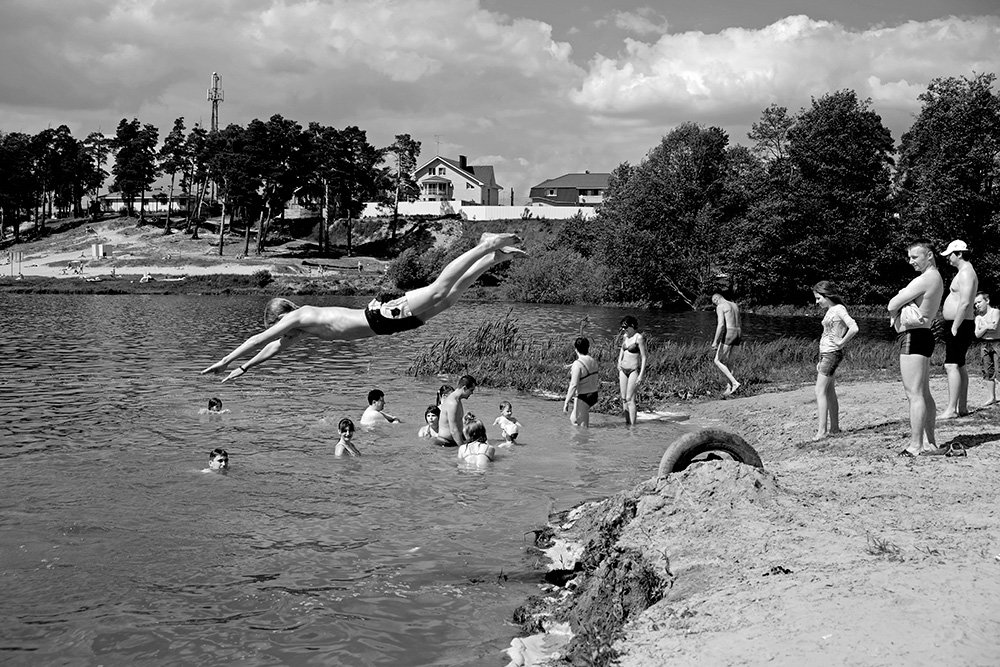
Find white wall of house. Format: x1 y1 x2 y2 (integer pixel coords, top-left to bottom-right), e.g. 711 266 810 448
361 201 595 220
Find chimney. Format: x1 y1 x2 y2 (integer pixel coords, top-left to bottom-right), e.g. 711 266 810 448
459 155 468 170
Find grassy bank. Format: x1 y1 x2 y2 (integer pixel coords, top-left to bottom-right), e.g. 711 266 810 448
407 313 948 409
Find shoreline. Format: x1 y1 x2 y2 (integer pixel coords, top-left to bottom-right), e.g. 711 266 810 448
508 375 1000 666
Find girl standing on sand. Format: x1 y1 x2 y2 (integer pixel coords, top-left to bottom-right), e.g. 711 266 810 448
812 281 859 441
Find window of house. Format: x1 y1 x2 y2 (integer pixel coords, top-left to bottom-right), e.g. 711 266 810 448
438 167 446 175
467 183 474 189
547 189 556 197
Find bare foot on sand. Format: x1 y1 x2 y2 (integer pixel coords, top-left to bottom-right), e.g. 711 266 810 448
938 411 969 420
723 382 741 396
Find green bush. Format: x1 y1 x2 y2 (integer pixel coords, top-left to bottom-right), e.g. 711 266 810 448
386 246 449 290
501 247 603 304
251 269 273 288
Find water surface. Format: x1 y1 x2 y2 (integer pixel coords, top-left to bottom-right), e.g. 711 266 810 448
1 294 700 666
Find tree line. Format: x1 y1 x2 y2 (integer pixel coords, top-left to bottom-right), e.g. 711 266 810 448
0 115 421 255
503 72 1000 307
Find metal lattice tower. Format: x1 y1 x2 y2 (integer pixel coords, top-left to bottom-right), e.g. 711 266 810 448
207 72 224 132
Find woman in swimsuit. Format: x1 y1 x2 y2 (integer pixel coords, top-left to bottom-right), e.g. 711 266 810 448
617 316 647 425
201 233 525 382
564 336 600 427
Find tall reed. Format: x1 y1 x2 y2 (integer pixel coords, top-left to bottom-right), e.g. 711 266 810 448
408 313 942 411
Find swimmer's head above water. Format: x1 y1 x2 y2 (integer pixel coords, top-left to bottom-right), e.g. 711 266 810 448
208 448 229 471
207 397 223 413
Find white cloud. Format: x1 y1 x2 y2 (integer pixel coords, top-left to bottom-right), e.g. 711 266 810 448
612 7 669 36
572 14 1000 139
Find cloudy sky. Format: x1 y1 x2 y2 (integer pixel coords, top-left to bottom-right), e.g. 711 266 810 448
1 0 998 203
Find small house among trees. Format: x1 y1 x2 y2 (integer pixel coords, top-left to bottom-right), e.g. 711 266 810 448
412 155 502 205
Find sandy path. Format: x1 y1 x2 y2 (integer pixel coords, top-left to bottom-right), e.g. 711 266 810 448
611 376 1000 665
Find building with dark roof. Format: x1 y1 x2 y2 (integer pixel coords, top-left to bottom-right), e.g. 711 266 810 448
529 172 610 206
412 155 502 205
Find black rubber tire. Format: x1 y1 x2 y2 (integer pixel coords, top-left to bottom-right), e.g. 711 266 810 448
657 429 764 476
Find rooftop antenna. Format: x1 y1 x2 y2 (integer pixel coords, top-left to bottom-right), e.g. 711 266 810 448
207 72 224 132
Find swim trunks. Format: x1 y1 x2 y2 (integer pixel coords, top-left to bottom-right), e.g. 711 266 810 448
724 330 742 346
816 350 844 377
941 319 975 366
981 341 1000 380
364 294 424 336
897 328 934 357
578 391 599 407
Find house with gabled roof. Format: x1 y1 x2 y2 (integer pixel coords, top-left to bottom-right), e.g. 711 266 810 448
529 171 610 206
412 155 502 205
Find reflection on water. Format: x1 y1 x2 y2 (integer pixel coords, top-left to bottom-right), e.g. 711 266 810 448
2 293 701 666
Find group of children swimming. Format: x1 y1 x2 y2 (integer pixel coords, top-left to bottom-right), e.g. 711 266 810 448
200 386 524 472
345 384 522 466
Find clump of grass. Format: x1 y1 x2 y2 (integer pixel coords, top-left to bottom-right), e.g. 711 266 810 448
866 534 904 561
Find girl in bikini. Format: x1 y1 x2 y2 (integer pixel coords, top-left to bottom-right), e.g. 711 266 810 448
617 316 647 426
564 336 600 427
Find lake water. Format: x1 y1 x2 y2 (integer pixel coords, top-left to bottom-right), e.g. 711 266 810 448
0 294 886 666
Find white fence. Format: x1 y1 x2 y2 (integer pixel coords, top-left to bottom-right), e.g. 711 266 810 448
361 201 596 221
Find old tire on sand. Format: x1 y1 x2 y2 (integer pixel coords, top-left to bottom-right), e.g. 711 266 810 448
657 429 763 477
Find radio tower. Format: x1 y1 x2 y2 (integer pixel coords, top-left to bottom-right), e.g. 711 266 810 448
207 72 224 131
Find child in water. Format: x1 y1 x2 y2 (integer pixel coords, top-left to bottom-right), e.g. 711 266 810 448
199 397 229 415
418 406 440 438
458 419 495 466
493 401 521 443
205 448 229 472
335 418 361 457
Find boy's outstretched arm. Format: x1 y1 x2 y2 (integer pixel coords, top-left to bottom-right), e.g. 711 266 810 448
201 315 301 376
219 336 298 382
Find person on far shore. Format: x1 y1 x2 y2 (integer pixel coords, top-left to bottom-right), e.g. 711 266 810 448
418 405 441 438
493 401 521 443
335 418 361 457
360 389 401 425
564 336 600 427
888 239 944 457
438 376 477 446
974 291 1000 406
711 291 742 396
939 240 978 419
458 419 495 466
617 316 647 426
812 281 859 441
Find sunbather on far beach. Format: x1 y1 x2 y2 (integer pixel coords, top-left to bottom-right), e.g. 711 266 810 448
201 233 525 382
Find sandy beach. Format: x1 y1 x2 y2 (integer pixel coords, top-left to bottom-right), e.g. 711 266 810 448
515 375 1000 666
1 218 385 281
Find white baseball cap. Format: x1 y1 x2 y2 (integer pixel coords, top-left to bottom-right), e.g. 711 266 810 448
940 240 969 256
